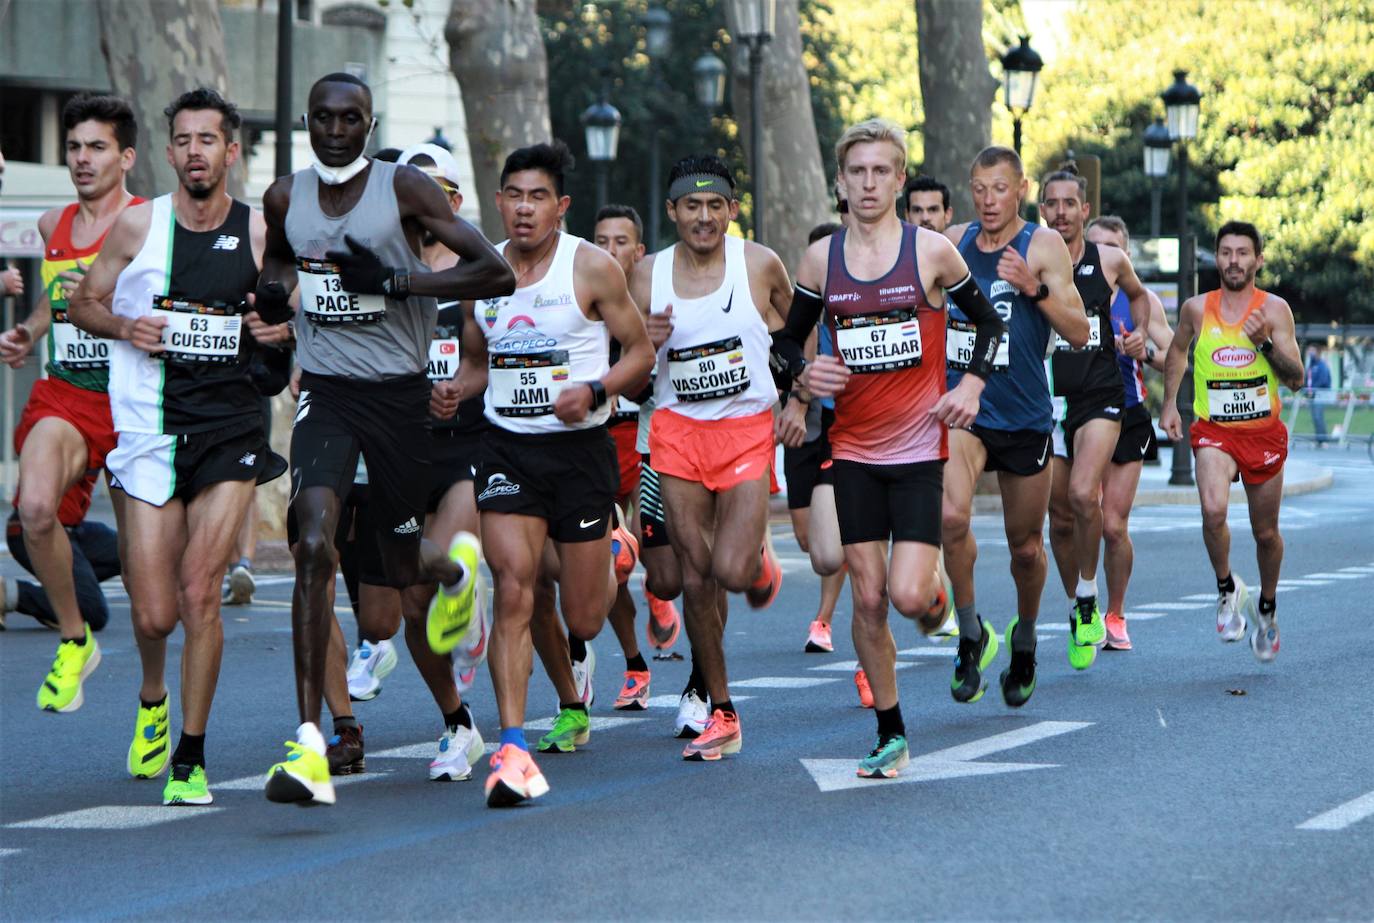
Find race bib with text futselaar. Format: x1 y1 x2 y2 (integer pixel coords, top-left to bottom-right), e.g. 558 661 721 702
489 349 571 416
151 296 242 365
946 317 1010 371
50 310 110 370
668 336 750 402
834 309 922 373
298 257 386 325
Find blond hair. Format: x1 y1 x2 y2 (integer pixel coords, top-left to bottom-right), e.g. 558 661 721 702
835 118 907 172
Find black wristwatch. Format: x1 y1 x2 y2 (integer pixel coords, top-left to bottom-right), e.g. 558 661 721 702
1145 345 1156 365
586 380 608 408
1258 339 1274 355
1030 283 1050 303
383 270 411 299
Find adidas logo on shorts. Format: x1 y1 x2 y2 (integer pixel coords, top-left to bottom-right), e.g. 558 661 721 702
394 517 420 535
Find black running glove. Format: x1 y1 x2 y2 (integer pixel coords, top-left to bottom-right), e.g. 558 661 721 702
253 279 293 325
324 234 410 298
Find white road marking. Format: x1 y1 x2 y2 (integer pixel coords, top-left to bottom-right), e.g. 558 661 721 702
1303 572 1365 580
1297 790 1374 831
896 648 959 657
643 694 755 709
1156 708 1167 729
1126 612 1168 621
801 720 1093 793
0 849 23 858
217 769 392 792
1277 579 1332 587
1182 593 1217 601
808 660 917 673
8 805 225 829
732 676 840 689
1339 566 1374 574
1133 602 1211 611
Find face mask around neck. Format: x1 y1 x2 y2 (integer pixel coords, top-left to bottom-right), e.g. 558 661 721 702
309 117 377 185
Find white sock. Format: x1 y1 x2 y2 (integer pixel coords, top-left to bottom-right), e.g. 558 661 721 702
1075 576 1097 600
297 721 326 756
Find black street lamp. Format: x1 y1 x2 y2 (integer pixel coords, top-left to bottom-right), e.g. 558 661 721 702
582 86 621 211
1162 68 1202 486
1000 35 1043 157
728 0 776 244
692 53 727 112
1142 116 1171 239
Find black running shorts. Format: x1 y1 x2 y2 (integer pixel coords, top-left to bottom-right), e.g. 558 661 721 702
783 407 835 510
968 425 1053 477
475 426 618 543
108 418 270 508
832 458 944 546
1111 403 1159 464
291 372 431 586
427 428 483 512
1063 392 1126 462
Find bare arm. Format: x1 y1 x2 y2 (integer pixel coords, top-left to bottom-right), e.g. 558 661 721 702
1022 228 1089 346
68 204 151 343
744 240 793 331
396 166 515 301
255 178 299 324
1159 295 1201 439
1106 245 1152 334
0 209 65 364
1251 295 1304 390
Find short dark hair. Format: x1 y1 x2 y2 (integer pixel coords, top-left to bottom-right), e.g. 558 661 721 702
500 140 575 196
808 222 842 244
667 154 735 201
373 147 403 163
312 71 372 107
903 174 949 211
62 94 137 151
971 145 1022 178
594 204 643 243
1087 214 1129 247
1039 161 1087 202
164 87 241 141
1215 220 1263 255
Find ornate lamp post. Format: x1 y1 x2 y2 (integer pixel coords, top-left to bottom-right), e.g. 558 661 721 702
1000 35 1043 157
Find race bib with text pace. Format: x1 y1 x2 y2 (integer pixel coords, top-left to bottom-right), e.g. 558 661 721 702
151 296 243 365
50 312 109 370
833 309 922 373
489 350 571 417
667 336 750 402
298 258 386 325
946 317 1010 371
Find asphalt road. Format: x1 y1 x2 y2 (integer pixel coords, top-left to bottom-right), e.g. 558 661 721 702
2 446 1372 921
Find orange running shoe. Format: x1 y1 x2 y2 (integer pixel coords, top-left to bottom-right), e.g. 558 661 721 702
682 709 742 761
854 668 874 709
645 590 681 650
613 670 651 710
1104 612 1132 651
484 744 550 808
611 522 640 586
746 543 782 610
805 619 833 653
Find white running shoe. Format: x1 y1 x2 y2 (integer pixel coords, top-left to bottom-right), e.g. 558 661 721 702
674 690 709 739
223 564 256 606
1216 576 1250 643
347 639 398 701
572 641 596 708
429 724 486 781
1250 607 1280 663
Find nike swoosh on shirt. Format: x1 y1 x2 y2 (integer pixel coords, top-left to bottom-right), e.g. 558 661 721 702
721 290 733 313
1140 441 1151 456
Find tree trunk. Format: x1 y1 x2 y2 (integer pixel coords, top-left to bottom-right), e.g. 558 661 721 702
446 0 551 242
97 0 243 200
915 0 998 223
725 0 829 275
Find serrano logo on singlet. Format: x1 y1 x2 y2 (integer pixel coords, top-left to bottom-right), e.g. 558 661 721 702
1212 345 1256 368
533 293 573 308
828 292 861 303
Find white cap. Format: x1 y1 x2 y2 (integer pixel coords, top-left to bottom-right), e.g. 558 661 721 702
399 143 461 188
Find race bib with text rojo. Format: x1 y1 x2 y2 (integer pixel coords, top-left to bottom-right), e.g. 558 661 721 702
946 317 1010 371
1206 376 1271 423
489 350 570 416
668 336 750 402
298 258 386 325
834 309 922 373
151 296 242 365
50 312 110 370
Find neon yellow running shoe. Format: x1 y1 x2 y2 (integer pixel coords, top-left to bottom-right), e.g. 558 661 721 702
128 697 171 778
1068 599 1103 670
265 724 336 806
427 532 482 654
537 707 591 754
162 764 213 806
36 625 100 713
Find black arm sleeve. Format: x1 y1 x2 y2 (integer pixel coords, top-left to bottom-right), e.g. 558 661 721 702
946 273 1005 380
770 284 824 380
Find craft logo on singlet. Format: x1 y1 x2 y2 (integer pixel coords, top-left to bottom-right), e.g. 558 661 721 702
1212 345 1256 368
828 292 861 304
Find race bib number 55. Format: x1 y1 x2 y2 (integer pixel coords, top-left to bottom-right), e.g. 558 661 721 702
490 350 571 416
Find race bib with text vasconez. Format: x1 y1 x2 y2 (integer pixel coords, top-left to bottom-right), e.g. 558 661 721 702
946 317 1010 371
1206 376 1272 423
50 311 110 370
834 309 922 373
489 350 571 417
298 258 386 325
668 336 750 402
151 296 242 365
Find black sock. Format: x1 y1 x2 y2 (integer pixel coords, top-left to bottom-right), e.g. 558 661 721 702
626 652 648 672
559 701 588 714
443 703 472 732
333 715 359 735
1011 617 1037 653
876 704 905 739
1218 573 1235 594
683 657 705 699
140 693 167 710
1258 596 1276 616
171 732 205 768
568 635 588 662
62 631 87 646
714 699 736 717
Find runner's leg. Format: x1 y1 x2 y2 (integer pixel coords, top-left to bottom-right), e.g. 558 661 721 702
17 417 89 639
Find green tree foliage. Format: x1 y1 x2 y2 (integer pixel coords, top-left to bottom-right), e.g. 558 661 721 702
1026 0 1374 322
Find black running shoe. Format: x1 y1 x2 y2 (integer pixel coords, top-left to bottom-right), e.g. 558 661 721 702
326 725 365 775
950 615 998 703
999 617 1037 708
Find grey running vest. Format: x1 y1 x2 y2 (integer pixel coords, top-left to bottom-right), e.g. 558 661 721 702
284 159 435 380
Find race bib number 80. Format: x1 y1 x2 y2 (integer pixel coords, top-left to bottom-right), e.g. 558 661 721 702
299 258 386 325
668 336 751 402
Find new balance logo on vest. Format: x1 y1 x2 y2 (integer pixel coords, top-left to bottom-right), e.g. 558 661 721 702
212 235 240 251
394 517 420 535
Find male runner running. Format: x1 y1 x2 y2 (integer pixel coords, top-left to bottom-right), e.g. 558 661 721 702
1084 216 1173 649
459 141 652 805
69 88 290 805
256 72 514 806
903 174 954 233
775 119 1004 776
1038 168 1151 669
0 94 140 712
631 154 792 761
1161 221 1300 662
941 146 1089 708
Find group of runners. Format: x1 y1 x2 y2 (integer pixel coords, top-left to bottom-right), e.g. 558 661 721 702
1 73 1304 807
